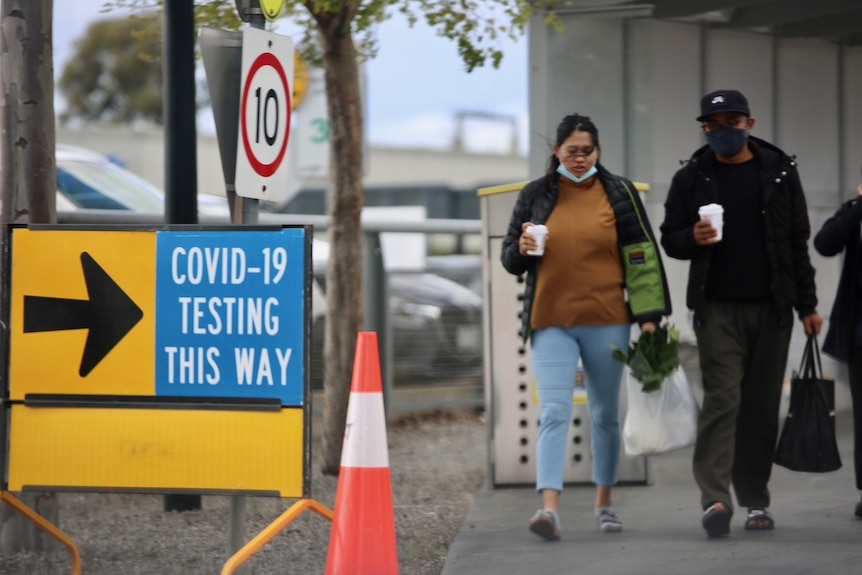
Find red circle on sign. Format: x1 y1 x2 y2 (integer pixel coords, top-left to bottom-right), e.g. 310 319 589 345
240 52 292 177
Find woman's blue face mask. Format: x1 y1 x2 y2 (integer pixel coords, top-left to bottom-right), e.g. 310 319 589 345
704 127 748 157
557 164 597 183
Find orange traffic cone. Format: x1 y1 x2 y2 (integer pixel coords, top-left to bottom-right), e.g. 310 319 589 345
325 331 399 575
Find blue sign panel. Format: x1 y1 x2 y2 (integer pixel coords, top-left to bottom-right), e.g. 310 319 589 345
155 229 305 406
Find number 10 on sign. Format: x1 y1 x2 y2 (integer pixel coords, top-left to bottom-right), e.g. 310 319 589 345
235 28 294 202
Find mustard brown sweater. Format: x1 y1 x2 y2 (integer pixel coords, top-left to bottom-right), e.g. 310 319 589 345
531 176 629 328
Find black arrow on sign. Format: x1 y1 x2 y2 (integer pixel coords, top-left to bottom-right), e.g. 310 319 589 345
24 251 144 377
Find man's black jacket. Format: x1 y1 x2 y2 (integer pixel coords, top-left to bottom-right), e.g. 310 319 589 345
814 196 862 362
660 136 817 323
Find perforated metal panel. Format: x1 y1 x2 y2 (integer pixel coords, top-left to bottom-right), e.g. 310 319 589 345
481 187 648 487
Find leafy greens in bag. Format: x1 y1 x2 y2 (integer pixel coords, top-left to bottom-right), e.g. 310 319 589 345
611 323 680 392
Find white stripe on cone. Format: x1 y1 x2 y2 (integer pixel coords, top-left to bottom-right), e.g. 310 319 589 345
340 391 390 468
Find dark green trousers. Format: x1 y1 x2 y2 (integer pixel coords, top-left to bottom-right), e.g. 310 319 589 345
693 300 793 513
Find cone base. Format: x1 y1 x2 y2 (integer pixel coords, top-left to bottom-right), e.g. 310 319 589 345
325 466 399 575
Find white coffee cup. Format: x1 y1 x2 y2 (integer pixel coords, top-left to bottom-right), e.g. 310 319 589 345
526 224 548 256
698 203 724 242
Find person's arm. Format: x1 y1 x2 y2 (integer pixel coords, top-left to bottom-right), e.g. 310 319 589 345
660 169 700 260
627 177 660 246
500 182 535 276
786 164 820 333
813 188 862 257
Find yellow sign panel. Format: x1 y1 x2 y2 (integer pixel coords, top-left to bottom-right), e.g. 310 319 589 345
8 406 305 496
4 226 312 497
9 229 156 399
293 51 309 110
260 0 285 21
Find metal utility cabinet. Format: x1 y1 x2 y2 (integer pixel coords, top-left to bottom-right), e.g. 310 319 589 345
479 181 649 487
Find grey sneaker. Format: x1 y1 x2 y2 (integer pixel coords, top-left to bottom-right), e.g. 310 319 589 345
596 507 623 533
528 509 562 541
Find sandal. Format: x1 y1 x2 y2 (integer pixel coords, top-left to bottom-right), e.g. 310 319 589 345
744 508 774 531
702 502 731 537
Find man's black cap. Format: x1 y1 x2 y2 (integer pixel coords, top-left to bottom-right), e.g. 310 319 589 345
696 89 750 121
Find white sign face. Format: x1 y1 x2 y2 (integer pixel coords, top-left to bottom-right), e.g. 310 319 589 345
235 28 294 202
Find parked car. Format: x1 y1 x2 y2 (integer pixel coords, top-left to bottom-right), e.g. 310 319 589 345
309 240 483 387
387 271 482 380
56 144 230 217
425 253 482 296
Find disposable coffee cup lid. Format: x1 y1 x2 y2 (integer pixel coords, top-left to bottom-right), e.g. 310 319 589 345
698 203 723 214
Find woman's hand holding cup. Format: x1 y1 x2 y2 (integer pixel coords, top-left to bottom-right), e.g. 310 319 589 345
520 222 548 256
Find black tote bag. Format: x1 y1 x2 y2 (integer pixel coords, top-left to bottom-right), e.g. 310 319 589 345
774 335 842 473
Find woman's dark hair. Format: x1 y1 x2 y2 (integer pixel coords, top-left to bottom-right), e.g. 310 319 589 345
544 114 600 187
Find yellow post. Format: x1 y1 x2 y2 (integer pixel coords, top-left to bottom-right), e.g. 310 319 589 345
221 498 334 575
0 491 82 575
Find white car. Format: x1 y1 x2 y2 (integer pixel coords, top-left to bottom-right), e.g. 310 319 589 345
56 144 230 217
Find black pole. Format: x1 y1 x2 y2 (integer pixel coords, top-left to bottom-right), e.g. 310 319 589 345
164 0 198 225
163 0 200 513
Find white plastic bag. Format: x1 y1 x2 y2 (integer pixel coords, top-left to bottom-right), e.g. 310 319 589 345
623 367 699 456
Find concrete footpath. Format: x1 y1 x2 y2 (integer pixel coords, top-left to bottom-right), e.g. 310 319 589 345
442 408 861 575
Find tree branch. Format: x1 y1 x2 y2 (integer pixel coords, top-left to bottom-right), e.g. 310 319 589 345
304 0 334 30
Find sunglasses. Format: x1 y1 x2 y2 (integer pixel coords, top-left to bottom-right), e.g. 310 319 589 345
563 146 596 158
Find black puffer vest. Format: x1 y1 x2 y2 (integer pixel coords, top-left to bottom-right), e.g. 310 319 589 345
500 164 671 342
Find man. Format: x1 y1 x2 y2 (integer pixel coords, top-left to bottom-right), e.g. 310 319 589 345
813 168 862 519
660 89 822 537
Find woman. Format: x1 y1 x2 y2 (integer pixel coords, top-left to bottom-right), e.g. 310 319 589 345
500 113 671 540
813 179 862 519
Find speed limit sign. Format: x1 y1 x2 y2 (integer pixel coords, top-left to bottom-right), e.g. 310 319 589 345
235 28 294 202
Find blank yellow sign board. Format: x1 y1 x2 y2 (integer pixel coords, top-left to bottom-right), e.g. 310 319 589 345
8 405 305 496
9 229 156 398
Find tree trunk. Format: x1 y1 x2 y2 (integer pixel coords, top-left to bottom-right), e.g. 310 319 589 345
0 0 56 223
319 27 364 476
0 0 58 552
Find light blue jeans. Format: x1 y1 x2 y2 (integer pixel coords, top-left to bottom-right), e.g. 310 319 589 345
531 324 630 492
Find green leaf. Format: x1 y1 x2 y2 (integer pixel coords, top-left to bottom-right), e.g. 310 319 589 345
610 321 682 392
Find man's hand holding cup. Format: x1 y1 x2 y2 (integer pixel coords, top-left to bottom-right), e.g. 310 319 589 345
695 203 724 245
